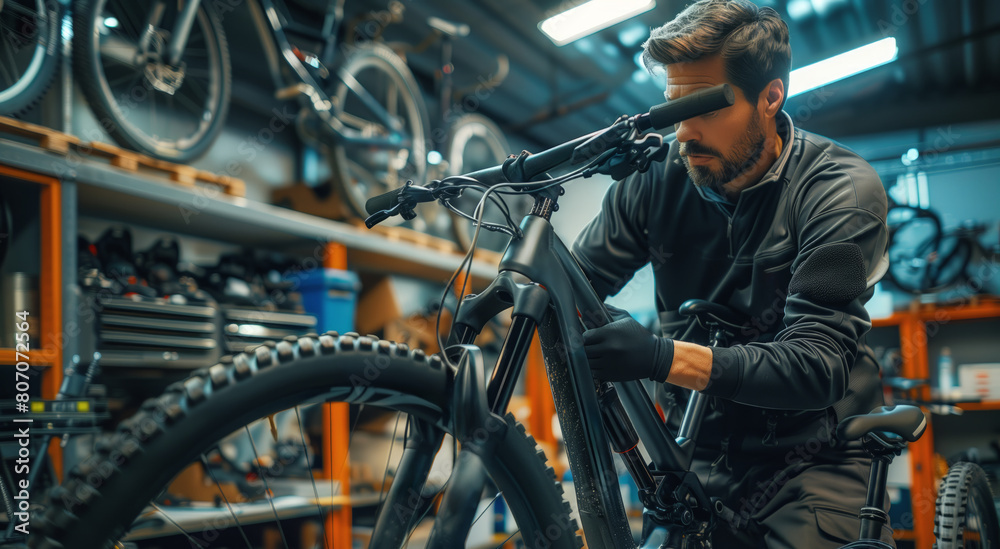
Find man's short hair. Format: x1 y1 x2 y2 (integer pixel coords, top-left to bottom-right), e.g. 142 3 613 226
643 0 791 109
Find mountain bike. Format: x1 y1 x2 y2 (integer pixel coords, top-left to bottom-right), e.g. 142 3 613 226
0 0 430 208
28 84 999 548
345 3 526 250
884 203 999 297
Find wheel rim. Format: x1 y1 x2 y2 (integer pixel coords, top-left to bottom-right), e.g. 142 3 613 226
0 0 51 104
89 0 225 156
963 482 997 548
447 118 527 253
331 49 427 226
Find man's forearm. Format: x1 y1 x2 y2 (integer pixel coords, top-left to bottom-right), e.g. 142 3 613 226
666 340 713 391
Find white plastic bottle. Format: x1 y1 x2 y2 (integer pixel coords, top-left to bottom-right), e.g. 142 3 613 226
937 347 956 399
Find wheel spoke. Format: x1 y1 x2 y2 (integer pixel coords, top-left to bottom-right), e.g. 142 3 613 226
494 528 521 548
147 501 209 547
174 88 206 118
107 68 141 88
114 1 147 41
328 402 366 544
199 454 255 548
181 47 210 58
293 406 332 549
184 66 216 80
243 424 292 548
182 75 209 105
373 413 404 519
1 41 18 81
0 52 15 87
98 35 142 68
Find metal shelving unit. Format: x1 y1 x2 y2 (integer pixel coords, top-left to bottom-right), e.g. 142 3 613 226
0 138 499 284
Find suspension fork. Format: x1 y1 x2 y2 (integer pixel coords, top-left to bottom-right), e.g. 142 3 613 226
450 270 550 415
368 418 445 547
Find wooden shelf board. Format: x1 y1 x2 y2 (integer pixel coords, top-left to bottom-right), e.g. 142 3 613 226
955 400 1000 412
0 138 498 285
871 300 1000 328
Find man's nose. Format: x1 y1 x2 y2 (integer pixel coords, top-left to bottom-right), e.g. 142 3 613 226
674 118 701 143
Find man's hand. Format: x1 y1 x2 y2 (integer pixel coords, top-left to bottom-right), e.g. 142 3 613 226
583 306 674 382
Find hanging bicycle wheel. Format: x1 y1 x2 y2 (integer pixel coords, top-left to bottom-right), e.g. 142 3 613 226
329 42 429 228
886 205 974 294
73 0 231 162
0 0 63 115
934 461 1000 548
34 333 580 549
445 114 529 253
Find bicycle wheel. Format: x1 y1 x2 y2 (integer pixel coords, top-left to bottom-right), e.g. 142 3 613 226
445 114 529 253
0 0 63 115
33 333 580 549
73 0 231 162
934 461 1000 548
328 42 429 227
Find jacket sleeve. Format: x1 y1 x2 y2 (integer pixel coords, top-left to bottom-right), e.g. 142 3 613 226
703 155 889 410
571 171 654 300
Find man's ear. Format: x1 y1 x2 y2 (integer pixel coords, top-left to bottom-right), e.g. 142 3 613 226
760 78 784 118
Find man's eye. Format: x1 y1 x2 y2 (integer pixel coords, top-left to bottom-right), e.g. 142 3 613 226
702 110 720 119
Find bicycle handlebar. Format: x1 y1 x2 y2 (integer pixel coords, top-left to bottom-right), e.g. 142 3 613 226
364 84 734 220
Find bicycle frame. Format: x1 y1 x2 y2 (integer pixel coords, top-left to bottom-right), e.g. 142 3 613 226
159 0 413 150
440 203 716 548
250 0 412 149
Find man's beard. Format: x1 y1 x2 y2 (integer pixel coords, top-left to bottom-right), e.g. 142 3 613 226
681 111 766 195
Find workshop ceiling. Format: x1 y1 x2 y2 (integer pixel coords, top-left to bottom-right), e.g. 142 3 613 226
226 0 1000 151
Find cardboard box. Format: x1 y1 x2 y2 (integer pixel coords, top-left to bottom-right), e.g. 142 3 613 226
959 363 1000 400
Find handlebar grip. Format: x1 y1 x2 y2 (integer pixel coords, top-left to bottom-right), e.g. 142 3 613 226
639 84 735 131
365 186 404 215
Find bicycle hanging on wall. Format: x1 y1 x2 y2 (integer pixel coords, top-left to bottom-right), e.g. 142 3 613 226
0 0 430 210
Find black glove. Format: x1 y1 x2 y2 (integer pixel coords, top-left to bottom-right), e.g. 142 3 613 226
583 306 674 383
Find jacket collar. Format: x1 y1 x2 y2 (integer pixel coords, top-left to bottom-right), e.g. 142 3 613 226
759 110 794 187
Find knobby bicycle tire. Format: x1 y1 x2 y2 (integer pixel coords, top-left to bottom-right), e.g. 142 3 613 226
73 0 231 162
0 0 63 115
934 461 1000 548
31 332 580 549
329 42 429 227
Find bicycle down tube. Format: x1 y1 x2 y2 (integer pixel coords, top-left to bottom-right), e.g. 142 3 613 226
448 202 714 547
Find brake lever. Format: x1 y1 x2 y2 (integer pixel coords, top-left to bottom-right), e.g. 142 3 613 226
364 182 439 228
588 132 668 181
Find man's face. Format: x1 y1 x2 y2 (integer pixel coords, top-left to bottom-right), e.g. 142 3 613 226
665 55 767 195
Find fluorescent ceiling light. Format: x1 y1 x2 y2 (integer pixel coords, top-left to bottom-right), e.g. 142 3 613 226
540 0 656 47
787 37 897 97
